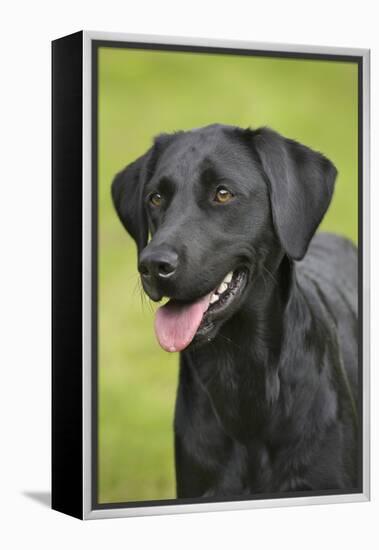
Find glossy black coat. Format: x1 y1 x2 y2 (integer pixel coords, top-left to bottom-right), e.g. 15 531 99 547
112 125 358 497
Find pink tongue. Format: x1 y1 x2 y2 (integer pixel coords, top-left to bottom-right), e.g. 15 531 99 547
154 295 210 352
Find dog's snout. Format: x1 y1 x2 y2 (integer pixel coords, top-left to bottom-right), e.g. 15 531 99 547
139 248 179 280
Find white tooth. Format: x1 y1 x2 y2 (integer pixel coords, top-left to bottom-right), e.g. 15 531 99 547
210 293 219 304
218 282 228 294
224 272 233 284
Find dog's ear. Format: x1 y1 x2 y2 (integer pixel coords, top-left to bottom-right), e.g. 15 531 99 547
111 134 178 253
252 128 337 260
111 150 152 253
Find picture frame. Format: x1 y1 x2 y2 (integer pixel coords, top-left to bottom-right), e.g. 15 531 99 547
52 30 370 520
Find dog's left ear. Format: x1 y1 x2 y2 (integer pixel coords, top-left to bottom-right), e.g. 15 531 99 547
252 128 337 260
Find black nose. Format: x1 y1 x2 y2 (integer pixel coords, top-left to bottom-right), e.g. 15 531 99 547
138 248 179 280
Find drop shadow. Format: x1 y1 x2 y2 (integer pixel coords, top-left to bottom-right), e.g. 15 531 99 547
23 491 51 508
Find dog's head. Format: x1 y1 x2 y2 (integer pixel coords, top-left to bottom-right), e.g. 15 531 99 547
112 124 337 352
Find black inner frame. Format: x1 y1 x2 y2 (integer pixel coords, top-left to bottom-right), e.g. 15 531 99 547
91 39 364 511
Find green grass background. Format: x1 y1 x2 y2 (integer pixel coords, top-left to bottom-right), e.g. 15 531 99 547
98 47 358 503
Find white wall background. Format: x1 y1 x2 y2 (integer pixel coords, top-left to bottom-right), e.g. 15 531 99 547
1 1 377 548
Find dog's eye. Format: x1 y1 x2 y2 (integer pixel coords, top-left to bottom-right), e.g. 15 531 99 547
214 186 233 204
149 192 162 207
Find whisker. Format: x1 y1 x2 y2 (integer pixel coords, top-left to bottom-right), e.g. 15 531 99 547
218 332 244 352
132 279 141 297
137 278 155 313
262 264 278 287
260 269 268 290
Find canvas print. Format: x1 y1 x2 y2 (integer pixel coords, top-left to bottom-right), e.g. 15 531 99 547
96 45 361 506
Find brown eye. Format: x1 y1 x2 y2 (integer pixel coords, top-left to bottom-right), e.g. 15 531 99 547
214 186 233 204
149 192 162 207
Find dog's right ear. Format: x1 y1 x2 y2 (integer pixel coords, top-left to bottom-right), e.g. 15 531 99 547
111 150 152 253
111 134 177 253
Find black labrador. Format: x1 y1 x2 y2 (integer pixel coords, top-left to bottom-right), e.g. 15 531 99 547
112 124 358 498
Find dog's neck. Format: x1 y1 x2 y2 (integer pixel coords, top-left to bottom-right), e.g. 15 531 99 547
183 254 321 440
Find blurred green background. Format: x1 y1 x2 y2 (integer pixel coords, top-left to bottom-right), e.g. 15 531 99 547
98 46 358 503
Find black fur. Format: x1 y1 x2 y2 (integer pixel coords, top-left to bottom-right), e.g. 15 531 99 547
112 124 358 497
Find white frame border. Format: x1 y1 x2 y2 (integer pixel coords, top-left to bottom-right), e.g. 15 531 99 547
82 31 370 520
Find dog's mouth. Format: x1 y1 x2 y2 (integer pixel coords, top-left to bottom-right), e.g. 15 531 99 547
154 268 248 352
